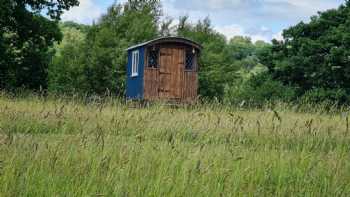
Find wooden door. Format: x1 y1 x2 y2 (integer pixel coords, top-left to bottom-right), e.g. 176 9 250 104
159 47 184 99
144 68 159 100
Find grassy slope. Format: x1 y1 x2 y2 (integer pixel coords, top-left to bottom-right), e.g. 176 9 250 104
0 96 350 196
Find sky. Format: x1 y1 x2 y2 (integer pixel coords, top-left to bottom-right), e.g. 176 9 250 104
62 0 345 42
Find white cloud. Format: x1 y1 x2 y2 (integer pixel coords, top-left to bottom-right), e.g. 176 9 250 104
272 31 284 41
62 0 103 24
167 0 342 42
216 25 272 43
171 0 341 14
215 24 244 38
60 0 343 42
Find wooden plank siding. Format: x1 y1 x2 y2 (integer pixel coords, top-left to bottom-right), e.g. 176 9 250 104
144 68 159 100
173 47 184 99
182 71 198 101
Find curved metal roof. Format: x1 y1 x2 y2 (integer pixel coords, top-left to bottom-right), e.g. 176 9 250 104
127 36 203 51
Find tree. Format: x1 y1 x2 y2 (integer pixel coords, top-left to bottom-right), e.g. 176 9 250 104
48 23 88 94
84 0 160 95
176 17 236 99
49 0 161 95
269 0 350 94
46 0 273 101
159 17 174 36
0 0 79 91
227 36 255 60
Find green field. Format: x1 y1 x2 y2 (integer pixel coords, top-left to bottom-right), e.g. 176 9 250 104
1 95 350 196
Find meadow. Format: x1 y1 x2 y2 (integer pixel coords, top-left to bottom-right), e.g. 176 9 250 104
1 94 350 196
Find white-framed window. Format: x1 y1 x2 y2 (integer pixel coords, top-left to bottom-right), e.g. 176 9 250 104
131 50 139 77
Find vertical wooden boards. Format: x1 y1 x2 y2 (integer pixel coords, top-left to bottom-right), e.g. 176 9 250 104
159 47 172 98
159 47 183 99
144 68 159 100
173 48 184 99
183 71 198 101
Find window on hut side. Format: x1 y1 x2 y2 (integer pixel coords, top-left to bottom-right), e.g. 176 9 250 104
131 50 139 77
185 48 195 70
148 47 159 68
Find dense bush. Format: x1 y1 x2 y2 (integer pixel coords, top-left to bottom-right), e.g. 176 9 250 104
48 24 88 94
224 73 297 106
300 88 350 105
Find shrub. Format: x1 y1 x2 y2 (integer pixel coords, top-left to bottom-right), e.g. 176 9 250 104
224 72 297 106
300 88 350 105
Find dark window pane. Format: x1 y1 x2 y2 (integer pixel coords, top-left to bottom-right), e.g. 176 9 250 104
185 49 195 70
148 48 159 68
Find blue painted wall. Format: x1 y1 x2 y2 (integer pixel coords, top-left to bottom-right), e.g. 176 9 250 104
126 46 145 99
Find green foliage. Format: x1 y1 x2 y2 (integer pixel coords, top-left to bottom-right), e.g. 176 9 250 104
225 72 297 106
48 24 88 94
61 21 90 33
176 16 230 99
51 1 269 99
1 0 273 101
85 1 160 95
49 1 161 95
176 17 270 100
300 88 350 105
6 0 350 105
227 36 255 60
269 1 350 94
0 0 79 91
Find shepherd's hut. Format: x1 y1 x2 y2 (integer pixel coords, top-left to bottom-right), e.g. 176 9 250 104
126 37 202 102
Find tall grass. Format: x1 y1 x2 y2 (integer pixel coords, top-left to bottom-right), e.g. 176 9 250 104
1 94 350 196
